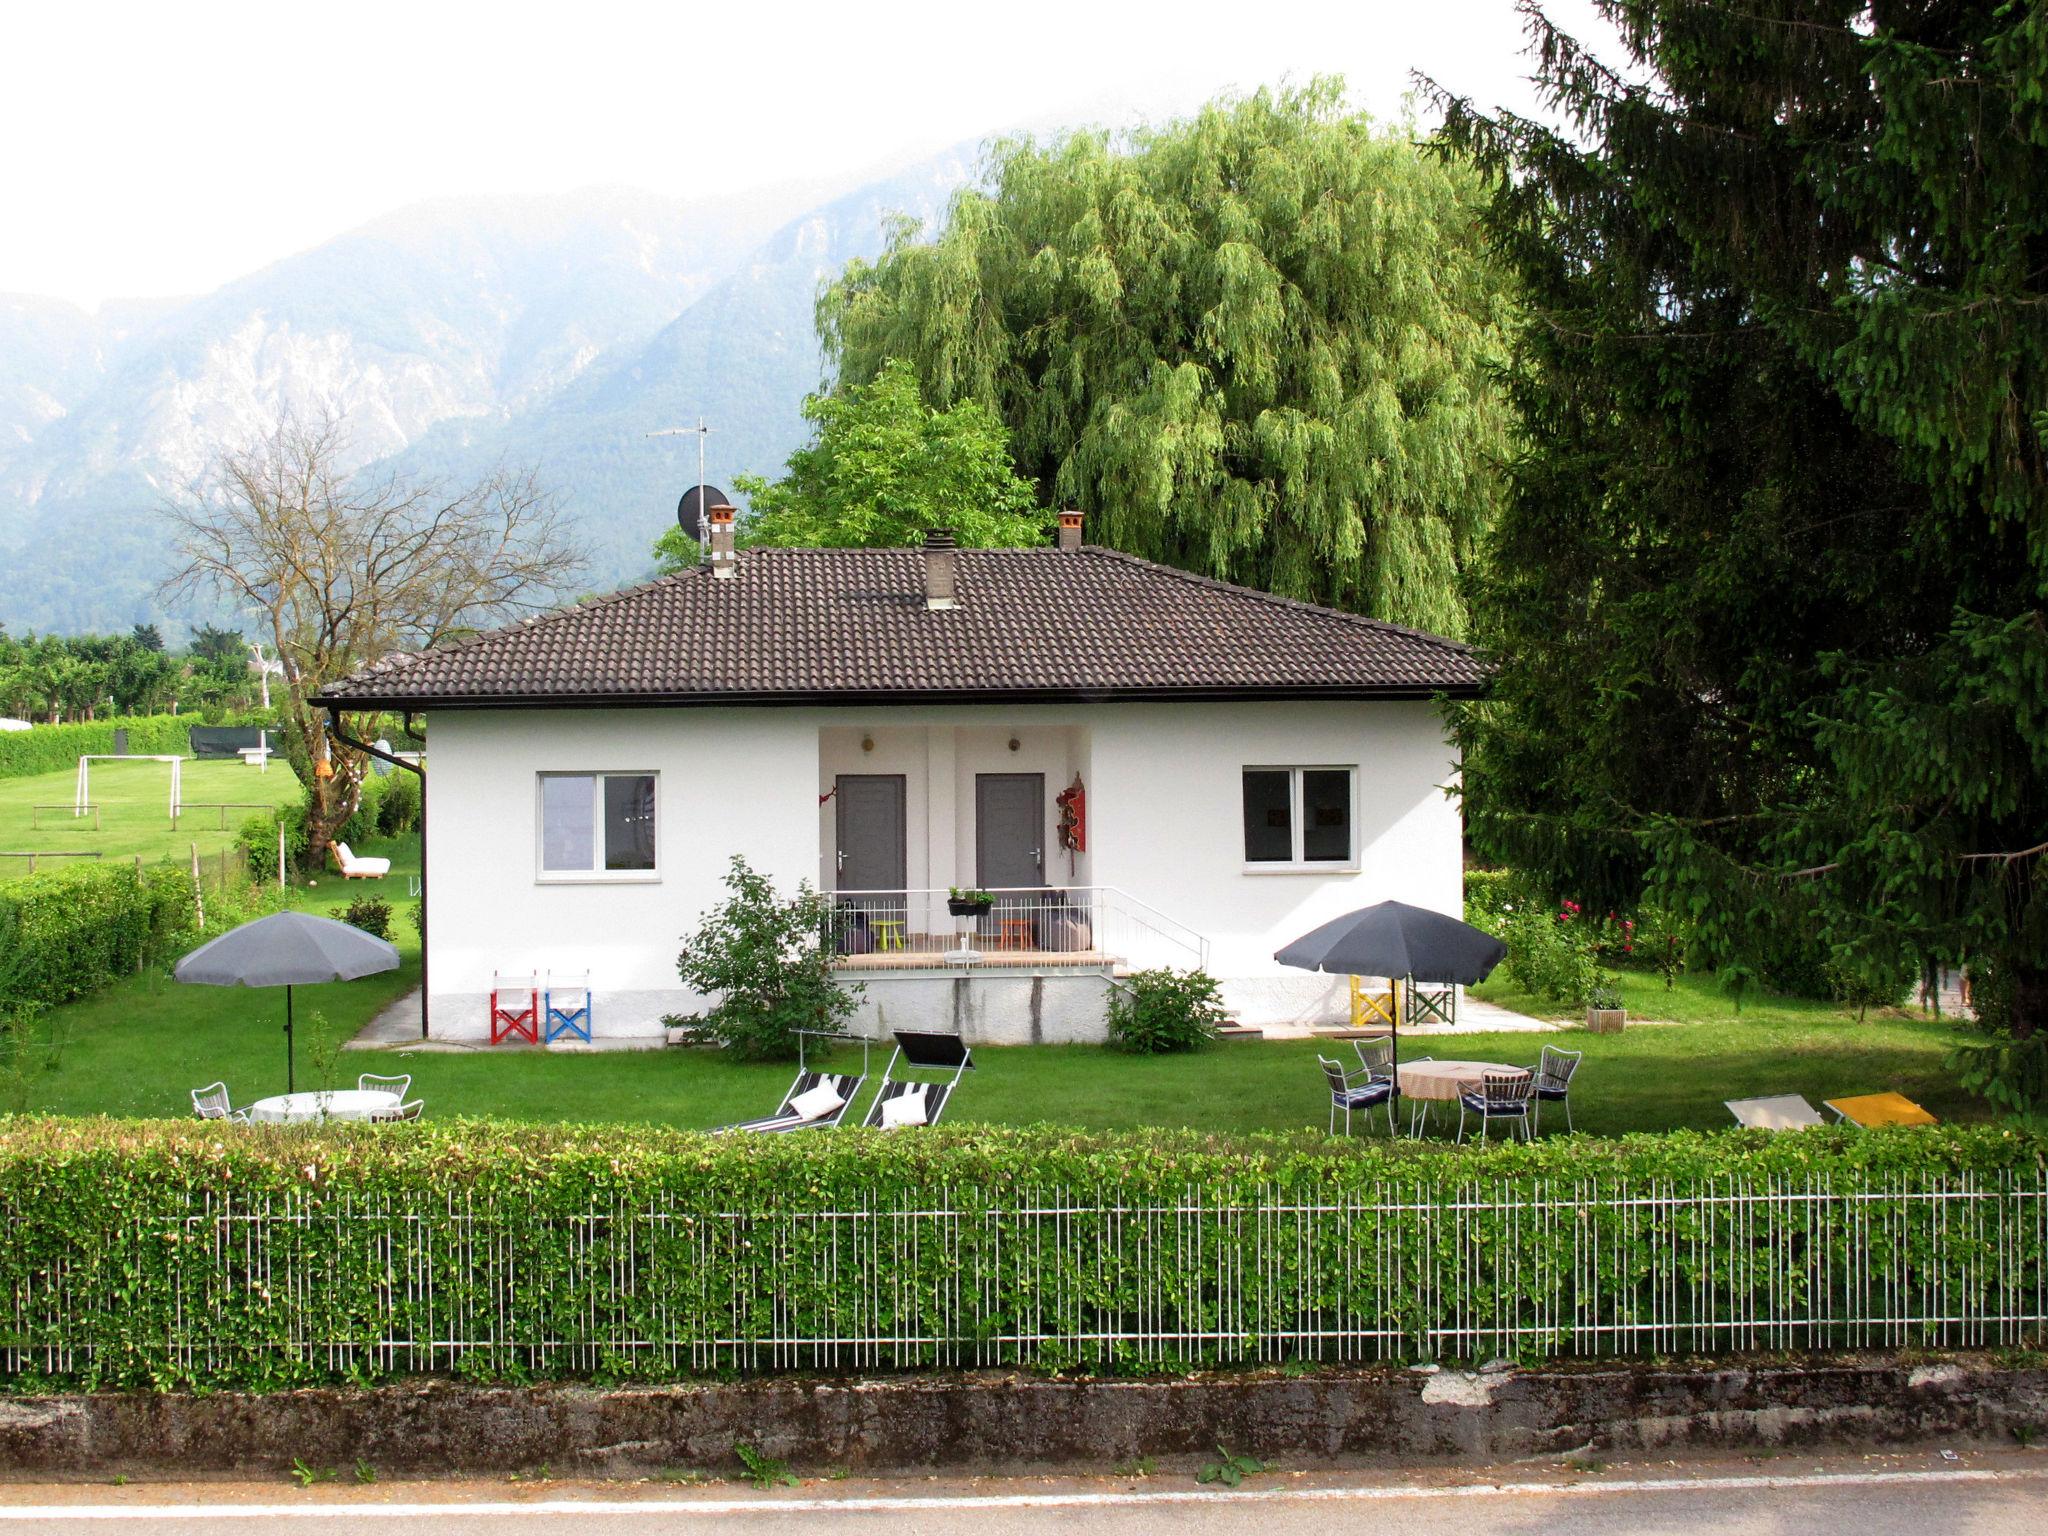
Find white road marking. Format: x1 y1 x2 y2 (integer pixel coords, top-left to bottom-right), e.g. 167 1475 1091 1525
0 1465 2042 1519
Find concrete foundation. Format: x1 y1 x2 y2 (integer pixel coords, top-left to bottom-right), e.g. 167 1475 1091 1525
847 973 1114 1044
0 1356 2038 1478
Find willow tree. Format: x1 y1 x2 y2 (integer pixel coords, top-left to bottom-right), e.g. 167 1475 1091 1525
819 81 1516 636
1432 4 2047 1083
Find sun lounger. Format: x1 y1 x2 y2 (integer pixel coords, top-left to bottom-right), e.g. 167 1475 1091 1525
1824 1091 1938 1127
716 1068 867 1134
860 1030 973 1129
331 841 391 879
1726 1093 1826 1130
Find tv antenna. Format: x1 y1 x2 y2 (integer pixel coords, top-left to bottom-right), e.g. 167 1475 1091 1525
647 420 716 561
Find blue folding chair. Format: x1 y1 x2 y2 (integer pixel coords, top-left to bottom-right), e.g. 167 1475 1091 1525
543 970 592 1043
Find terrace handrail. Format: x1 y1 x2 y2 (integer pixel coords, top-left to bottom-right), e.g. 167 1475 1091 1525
829 886 1209 973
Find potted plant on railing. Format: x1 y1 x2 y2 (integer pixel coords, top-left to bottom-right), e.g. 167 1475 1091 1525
946 886 995 918
1585 978 1626 1034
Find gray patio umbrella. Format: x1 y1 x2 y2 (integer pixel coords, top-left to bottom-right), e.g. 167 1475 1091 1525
1275 901 1508 1110
174 911 401 1094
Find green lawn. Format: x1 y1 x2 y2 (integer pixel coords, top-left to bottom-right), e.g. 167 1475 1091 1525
0 756 300 882
21 937 1988 1134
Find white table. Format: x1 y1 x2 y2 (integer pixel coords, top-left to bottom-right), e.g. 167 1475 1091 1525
246 1089 400 1124
1396 1059 1530 1102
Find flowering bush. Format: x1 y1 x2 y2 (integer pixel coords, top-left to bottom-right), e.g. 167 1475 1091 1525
1502 898 1602 1007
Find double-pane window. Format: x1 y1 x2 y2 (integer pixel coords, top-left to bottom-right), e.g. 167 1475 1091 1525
1242 767 1354 865
539 772 657 876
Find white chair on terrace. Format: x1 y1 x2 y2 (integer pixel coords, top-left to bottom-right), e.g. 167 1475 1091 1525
190 1082 248 1123
359 1072 411 1101
331 842 391 879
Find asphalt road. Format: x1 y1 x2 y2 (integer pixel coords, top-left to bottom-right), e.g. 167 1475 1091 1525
1 1457 2043 1533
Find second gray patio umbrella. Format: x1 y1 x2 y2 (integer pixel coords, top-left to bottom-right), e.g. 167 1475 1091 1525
174 911 401 1094
1275 900 1508 1109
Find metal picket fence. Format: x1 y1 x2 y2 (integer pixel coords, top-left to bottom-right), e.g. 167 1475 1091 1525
2 1173 2042 1383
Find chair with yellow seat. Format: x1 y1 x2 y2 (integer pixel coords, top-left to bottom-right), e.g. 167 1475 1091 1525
1349 975 1398 1030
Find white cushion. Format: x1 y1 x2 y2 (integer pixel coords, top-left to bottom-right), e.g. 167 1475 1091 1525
787 1082 844 1122
879 1090 928 1129
334 843 355 863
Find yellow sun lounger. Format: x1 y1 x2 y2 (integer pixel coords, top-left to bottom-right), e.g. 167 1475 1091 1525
1823 1091 1939 1128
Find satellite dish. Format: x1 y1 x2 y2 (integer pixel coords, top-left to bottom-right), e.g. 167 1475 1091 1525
676 484 729 542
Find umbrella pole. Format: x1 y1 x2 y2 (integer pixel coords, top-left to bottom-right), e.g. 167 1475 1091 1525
1392 975 1403 1132
285 984 295 1095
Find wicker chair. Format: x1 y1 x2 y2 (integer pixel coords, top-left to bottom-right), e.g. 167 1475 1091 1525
1457 1071 1535 1143
1533 1045 1584 1134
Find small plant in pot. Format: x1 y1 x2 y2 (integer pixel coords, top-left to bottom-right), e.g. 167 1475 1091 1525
946 886 995 917
1585 978 1626 1034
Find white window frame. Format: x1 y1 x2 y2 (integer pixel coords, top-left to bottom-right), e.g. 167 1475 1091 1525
535 771 660 884
1241 764 1359 872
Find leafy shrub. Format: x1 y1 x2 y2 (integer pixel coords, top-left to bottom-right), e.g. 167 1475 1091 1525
406 900 425 943
675 856 858 1061
0 864 196 1012
1949 959 2048 1111
337 775 385 849
0 1118 2034 1391
342 897 392 940
1106 967 1228 1053
1501 900 1602 1007
1462 869 1529 933
237 804 309 882
376 771 421 836
0 714 192 779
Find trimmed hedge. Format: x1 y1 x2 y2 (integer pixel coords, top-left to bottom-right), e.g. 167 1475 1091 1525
0 864 197 1012
0 1119 2038 1391
0 716 190 780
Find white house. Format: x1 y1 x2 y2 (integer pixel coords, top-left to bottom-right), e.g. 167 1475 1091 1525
318 511 1484 1045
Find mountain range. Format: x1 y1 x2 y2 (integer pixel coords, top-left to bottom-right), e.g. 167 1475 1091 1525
0 149 980 634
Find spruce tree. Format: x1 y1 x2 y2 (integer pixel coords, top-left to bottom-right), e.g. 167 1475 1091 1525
1432 3 2047 1083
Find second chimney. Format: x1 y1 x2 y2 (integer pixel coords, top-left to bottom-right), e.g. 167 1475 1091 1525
923 527 958 610
1057 508 1085 552
707 503 738 579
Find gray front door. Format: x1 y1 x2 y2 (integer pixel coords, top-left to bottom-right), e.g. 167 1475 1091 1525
835 775 906 892
976 773 1045 889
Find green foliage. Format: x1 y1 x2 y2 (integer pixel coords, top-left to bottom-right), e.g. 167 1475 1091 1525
675 857 859 1061
0 715 190 780
341 897 392 941
0 863 196 1013
1196 1446 1266 1487
375 771 420 836
406 900 425 943
289 1459 336 1488
1106 968 1228 1054
821 81 1516 637
1433 5 2048 1087
655 360 1045 570
237 805 309 882
733 1443 797 1489
0 1118 2033 1391
1585 978 1624 1013
1501 901 1601 1009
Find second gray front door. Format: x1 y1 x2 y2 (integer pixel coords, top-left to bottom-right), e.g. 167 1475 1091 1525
836 775 906 892
976 773 1045 889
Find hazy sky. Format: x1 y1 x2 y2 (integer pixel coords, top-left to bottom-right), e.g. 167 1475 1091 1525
2 0 1604 309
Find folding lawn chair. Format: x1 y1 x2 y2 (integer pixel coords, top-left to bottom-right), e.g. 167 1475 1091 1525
1725 1094 1826 1130
860 1030 974 1129
489 972 538 1045
714 1031 871 1134
1823 1091 1938 1128
543 970 593 1043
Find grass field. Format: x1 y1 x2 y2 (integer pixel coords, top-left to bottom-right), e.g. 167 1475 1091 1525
4 755 1989 1136
22 951 1986 1136
0 756 300 882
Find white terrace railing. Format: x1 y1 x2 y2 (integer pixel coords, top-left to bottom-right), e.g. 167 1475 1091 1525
826 887 1209 976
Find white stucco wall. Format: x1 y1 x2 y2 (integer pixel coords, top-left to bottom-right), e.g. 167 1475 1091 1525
422 699 1461 1036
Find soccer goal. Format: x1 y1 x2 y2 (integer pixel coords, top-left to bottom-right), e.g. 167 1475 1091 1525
75 754 183 823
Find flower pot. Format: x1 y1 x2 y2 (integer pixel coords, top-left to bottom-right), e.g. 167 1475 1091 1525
1586 1007 1626 1034
947 898 994 918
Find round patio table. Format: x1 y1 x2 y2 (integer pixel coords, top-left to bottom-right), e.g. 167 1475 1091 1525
1395 1059 1530 1101
246 1089 400 1125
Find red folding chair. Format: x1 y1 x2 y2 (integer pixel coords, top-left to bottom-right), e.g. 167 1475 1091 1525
488 972 538 1044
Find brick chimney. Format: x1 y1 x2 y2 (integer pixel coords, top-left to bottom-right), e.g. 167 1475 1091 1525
707 503 737 579
1056 508 1085 552
923 527 958 610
